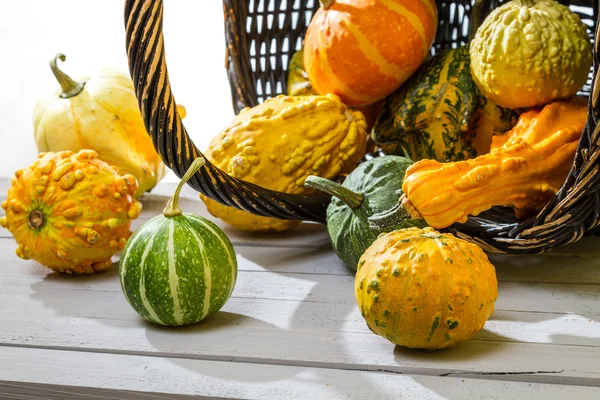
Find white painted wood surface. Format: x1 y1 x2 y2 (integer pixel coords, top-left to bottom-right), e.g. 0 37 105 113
2 179 600 398
2 347 600 400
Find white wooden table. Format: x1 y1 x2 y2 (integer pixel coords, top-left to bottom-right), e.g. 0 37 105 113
1 179 600 399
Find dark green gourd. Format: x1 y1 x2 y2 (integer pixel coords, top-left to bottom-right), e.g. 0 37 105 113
305 156 426 270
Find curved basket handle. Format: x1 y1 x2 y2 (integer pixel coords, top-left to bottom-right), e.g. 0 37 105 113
124 0 328 223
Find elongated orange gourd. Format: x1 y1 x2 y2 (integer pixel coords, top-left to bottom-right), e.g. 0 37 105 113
304 0 437 106
402 97 588 228
0 150 142 274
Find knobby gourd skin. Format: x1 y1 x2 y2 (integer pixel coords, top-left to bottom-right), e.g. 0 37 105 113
469 0 593 109
305 156 426 270
402 97 588 229
304 0 438 106
120 158 238 327
0 150 142 274
201 94 368 232
32 54 186 198
355 227 498 350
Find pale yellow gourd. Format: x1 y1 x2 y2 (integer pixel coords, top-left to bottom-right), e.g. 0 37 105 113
470 0 592 109
33 54 186 199
201 94 368 232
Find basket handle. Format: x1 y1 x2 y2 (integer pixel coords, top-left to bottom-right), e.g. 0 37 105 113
124 0 328 223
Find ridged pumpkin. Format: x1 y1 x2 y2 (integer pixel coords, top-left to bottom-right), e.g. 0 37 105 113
355 227 498 350
469 0 593 109
32 54 186 199
201 94 368 232
402 97 587 228
303 0 438 106
0 150 142 274
120 158 237 326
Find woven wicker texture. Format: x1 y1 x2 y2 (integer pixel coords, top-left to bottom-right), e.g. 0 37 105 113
125 0 599 254
225 0 597 113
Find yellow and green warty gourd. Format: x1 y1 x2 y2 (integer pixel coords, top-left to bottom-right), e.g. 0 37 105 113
1 150 142 274
33 54 186 199
470 0 592 109
201 94 368 232
355 227 498 350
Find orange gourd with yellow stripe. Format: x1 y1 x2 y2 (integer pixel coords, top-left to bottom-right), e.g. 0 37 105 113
304 0 438 106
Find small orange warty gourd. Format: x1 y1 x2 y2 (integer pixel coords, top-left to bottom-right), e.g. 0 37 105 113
402 97 588 229
304 0 438 106
355 227 498 350
0 150 142 274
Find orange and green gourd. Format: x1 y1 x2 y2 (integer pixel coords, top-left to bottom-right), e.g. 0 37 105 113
402 97 588 228
0 150 142 274
355 227 498 350
303 0 438 106
201 94 368 232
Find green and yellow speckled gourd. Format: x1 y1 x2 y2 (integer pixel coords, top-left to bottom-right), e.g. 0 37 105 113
372 0 518 162
0 150 142 274
201 94 368 232
355 227 498 350
470 0 593 109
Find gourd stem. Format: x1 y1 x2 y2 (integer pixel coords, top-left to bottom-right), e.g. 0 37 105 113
467 0 486 42
50 54 86 99
320 0 334 9
304 176 363 210
163 157 206 217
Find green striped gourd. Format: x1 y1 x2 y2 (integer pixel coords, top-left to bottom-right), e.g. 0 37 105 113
119 158 237 326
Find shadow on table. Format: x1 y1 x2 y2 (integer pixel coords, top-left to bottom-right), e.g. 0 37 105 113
394 329 512 364
143 311 304 383
28 262 130 326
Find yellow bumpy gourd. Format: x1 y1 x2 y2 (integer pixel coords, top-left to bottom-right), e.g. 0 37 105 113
0 150 142 274
201 94 368 232
470 0 592 109
355 227 498 350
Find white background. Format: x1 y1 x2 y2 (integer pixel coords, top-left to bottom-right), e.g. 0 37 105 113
0 0 235 181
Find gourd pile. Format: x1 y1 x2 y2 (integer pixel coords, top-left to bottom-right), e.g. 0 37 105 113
197 0 591 349
1 0 593 350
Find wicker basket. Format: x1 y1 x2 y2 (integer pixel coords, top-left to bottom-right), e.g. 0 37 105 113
125 0 599 254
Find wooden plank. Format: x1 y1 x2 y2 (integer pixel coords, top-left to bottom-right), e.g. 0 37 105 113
1 264 600 385
3 257 599 317
3 347 599 400
1 311 599 386
2 236 600 285
2 283 600 347
0 382 203 400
